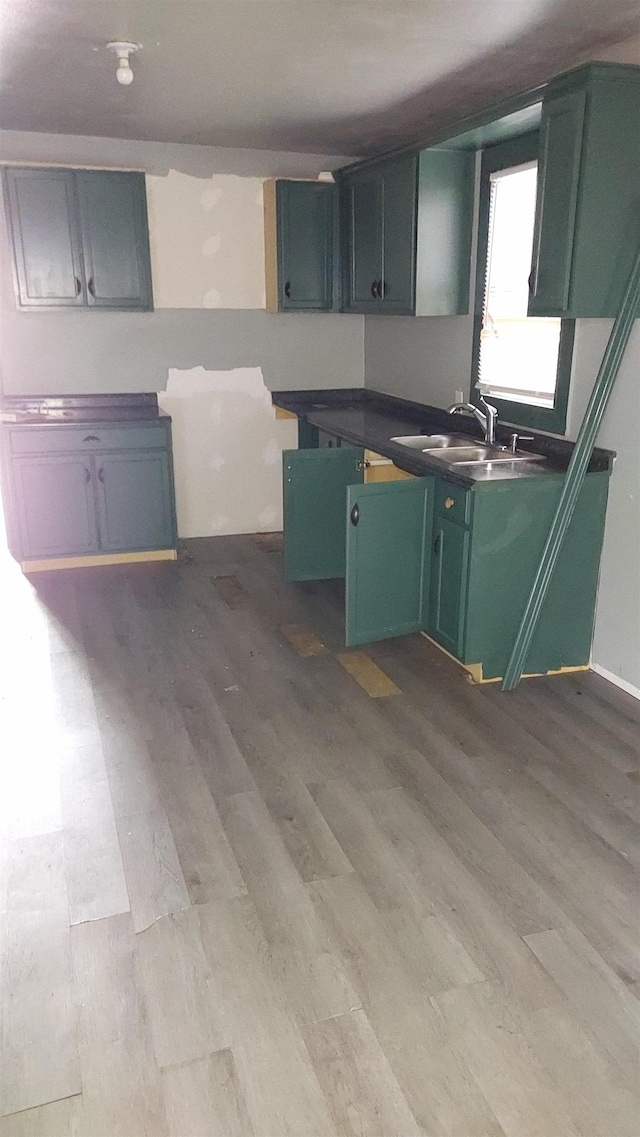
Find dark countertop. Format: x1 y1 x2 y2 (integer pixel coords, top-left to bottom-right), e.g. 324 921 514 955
0 393 170 426
272 388 614 488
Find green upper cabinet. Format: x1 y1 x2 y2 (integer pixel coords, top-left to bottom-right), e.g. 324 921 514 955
3 168 86 307
264 179 335 311
345 477 433 646
75 171 153 309
340 149 474 316
414 149 475 316
2 166 153 310
529 63 640 318
345 171 383 311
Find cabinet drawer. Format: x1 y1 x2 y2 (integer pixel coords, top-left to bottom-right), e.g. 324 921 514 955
10 424 168 455
434 479 472 525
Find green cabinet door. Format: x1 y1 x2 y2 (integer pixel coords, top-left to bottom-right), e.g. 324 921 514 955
345 477 433 646
283 447 363 581
379 155 417 313
343 173 383 311
528 87 586 315
94 451 175 552
12 454 99 557
76 171 153 310
428 514 470 658
415 148 475 316
3 168 85 307
277 181 333 310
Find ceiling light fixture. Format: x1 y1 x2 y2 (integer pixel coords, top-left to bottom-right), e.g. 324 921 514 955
107 41 140 86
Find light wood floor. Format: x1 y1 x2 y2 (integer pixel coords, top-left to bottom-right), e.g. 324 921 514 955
1 533 638 1137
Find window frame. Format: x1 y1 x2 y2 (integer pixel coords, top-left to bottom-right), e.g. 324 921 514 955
470 131 574 435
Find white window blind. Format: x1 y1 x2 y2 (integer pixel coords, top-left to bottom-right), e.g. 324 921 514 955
477 161 561 408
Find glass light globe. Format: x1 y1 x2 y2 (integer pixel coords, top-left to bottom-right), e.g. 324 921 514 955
116 62 133 85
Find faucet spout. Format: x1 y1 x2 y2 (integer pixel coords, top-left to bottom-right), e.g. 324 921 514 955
447 395 498 446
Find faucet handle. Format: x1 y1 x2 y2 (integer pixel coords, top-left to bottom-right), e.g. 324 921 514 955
508 432 534 454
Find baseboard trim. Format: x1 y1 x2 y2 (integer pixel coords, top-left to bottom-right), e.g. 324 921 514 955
590 663 640 702
21 549 178 573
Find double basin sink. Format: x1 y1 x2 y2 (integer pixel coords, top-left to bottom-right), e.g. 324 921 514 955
390 433 546 467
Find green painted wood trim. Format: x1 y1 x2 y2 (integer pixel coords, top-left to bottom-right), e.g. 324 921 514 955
502 234 640 690
470 130 574 434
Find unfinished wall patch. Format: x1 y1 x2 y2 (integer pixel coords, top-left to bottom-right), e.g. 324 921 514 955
146 170 265 309
159 366 297 539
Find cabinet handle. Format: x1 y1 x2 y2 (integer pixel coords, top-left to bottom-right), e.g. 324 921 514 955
84 466 91 484
370 280 378 298
350 503 360 527
87 277 95 298
377 280 384 299
75 276 82 296
284 280 291 298
444 497 455 509
83 435 100 442
528 267 536 295
97 467 105 484
434 534 441 554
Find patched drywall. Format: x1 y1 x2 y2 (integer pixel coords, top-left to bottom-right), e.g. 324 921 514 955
146 171 266 309
159 366 297 538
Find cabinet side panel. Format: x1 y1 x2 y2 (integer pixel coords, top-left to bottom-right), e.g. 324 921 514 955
465 474 608 679
263 179 279 312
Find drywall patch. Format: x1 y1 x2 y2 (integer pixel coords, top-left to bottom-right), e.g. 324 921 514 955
146 169 265 309
159 366 297 539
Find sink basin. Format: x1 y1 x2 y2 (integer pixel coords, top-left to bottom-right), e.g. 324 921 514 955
391 433 477 449
391 434 546 466
430 446 546 465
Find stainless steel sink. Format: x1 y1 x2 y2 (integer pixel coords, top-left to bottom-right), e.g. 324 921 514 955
430 446 546 465
391 433 545 465
391 433 477 449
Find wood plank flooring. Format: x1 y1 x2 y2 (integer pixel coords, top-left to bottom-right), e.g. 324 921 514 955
0 533 638 1136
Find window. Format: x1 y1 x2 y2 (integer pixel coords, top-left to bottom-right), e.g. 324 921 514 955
471 133 574 434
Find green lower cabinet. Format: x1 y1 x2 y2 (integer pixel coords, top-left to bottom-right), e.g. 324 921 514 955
94 451 175 552
283 447 363 581
5 421 177 562
281 450 609 672
463 472 609 679
345 477 433 646
428 513 470 658
12 453 99 557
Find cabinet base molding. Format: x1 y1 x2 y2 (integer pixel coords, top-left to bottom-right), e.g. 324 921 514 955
21 549 178 573
419 632 589 685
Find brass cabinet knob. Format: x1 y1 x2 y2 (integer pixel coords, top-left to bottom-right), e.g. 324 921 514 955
445 496 455 509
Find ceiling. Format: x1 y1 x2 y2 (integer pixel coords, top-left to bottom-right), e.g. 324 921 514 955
0 0 638 156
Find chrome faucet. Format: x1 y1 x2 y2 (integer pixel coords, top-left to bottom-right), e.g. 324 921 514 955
447 395 498 446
